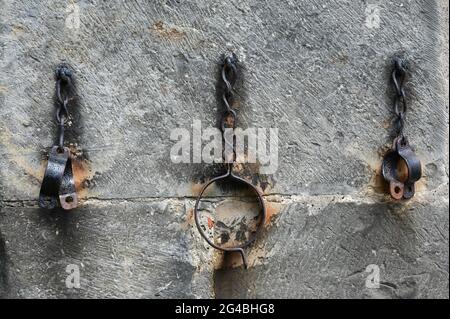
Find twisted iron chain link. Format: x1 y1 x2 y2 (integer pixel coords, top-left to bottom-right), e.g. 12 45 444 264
392 58 407 139
55 66 73 148
220 54 238 167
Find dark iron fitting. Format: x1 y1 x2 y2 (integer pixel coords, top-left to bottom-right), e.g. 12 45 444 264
39 146 70 209
59 155 78 209
381 58 422 200
382 137 422 200
38 64 78 210
194 54 266 268
194 168 266 269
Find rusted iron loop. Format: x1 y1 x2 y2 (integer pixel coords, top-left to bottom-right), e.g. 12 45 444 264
382 136 422 200
194 166 266 269
194 54 266 268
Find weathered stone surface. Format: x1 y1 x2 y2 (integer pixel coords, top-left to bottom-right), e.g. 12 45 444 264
215 195 449 299
0 0 448 299
0 200 214 298
0 0 447 199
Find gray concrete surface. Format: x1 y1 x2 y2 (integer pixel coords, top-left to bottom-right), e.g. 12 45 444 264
0 0 448 298
0 200 213 298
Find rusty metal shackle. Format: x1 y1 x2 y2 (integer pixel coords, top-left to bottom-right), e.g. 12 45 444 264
382 136 422 200
194 164 266 269
39 64 78 210
381 58 422 200
194 54 266 268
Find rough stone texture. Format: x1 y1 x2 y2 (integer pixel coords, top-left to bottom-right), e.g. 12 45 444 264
0 0 448 298
0 200 214 298
215 194 449 299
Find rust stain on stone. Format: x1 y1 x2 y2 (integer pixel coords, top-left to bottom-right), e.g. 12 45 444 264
0 128 97 204
11 25 25 38
207 216 214 229
368 166 388 194
60 143 97 202
191 182 203 197
368 155 426 197
186 208 194 224
71 155 93 200
152 21 186 40
382 120 391 129
264 201 281 226
191 180 221 197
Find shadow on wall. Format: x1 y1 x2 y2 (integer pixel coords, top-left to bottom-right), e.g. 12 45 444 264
0 229 10 297
37 207 86 259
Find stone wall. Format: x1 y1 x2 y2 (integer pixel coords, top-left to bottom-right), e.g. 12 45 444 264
0 0 448 298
